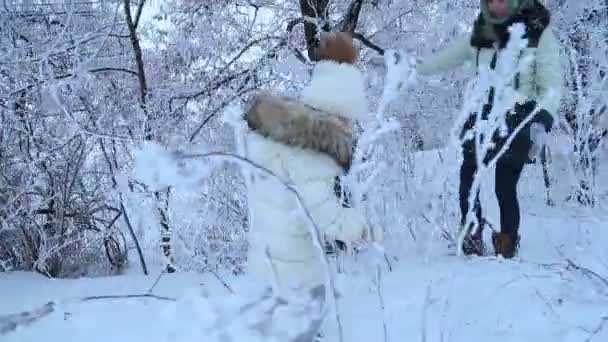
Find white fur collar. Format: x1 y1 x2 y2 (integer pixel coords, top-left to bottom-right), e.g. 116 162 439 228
299 61 369 121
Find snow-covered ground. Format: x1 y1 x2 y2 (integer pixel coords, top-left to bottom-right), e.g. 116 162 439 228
2 140 607 342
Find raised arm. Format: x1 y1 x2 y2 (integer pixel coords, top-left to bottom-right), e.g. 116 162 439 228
415 36 474 76
532 27 563 131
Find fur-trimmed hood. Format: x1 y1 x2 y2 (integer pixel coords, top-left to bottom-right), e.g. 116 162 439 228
244 92 354 171
300 60 369 121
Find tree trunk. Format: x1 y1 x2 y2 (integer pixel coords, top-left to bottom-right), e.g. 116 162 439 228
340 0 364 32
299 0 330 61
124 0 175 273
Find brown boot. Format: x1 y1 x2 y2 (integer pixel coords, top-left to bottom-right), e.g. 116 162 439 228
491 232 520 258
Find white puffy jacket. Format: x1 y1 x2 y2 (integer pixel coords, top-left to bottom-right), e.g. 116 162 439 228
245 60 369 297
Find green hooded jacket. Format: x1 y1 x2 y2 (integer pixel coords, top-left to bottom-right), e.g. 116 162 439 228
416 0 562 129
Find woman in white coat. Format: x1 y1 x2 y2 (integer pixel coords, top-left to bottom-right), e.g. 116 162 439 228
244 32 374 300
415 0 563 258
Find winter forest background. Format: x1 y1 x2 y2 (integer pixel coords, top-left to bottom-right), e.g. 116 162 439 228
1 0 608 341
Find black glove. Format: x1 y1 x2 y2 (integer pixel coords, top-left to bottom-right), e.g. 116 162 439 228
533 108 554 132
512 101 554 132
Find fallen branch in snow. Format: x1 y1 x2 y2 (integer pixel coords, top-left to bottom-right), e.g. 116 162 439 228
421 285 432 342
532 288 560 320
374 265 389 342
265 247 283 298
78 293 177 302
0 301 55 336
438 285 452 342
565 259 608 292
0 290 179 337
585 316 608 342
147 270 167 294
546 240 608 293
209 270 235 294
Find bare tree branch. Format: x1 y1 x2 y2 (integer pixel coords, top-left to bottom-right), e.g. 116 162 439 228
340 0 364 32
169 69 251 113
88 67 139 76
133 0 148 29
79 293 176 302
287 17 305 32
122 0 148 111
353 32 385 55
287 17 311 64
6 67 139 99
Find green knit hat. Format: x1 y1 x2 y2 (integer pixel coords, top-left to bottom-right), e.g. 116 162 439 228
480 0 533 24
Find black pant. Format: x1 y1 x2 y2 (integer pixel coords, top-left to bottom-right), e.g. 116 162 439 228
459 152 525 239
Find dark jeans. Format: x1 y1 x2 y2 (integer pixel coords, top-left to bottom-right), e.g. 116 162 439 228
459 152 525 239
